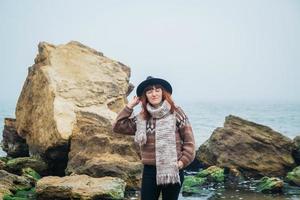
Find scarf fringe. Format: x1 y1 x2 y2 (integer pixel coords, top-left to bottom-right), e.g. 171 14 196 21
156 173 181 185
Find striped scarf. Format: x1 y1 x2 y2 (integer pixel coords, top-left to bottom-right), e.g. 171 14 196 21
135 100 180 185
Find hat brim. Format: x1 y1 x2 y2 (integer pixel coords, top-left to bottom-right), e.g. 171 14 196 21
136 78 172 97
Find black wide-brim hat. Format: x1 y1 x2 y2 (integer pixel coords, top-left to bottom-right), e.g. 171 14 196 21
136 76 173 97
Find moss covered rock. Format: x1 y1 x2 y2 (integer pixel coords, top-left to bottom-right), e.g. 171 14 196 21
182 166 225 196
22 167 41 184
0 170 32 199
0 156 9 163
196 166 225 183
5 157 47 176
182 176 207 195
257 177 283 193
286 166 300 186
3 187 36 200
0 188 12 200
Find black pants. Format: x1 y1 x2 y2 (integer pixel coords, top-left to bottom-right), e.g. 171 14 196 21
141 165 184 200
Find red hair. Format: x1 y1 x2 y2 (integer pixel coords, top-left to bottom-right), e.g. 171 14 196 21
139 84 177 120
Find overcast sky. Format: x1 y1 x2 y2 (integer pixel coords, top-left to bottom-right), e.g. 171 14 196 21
0 0 299 105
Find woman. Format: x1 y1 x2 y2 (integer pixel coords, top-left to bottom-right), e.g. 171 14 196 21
112 76 195 200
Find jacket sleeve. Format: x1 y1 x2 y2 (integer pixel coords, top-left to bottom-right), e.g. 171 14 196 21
112 105 137 135
176 106 196 168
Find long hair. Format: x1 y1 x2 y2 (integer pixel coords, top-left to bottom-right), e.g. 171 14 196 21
139 84 177 120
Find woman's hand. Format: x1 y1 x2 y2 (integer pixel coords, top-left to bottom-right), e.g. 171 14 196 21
177 160 184 170
127 96 140 109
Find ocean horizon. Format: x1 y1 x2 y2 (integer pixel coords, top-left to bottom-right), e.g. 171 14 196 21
1 100 299 156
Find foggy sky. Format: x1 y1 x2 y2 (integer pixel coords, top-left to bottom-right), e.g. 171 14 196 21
1 0 299 106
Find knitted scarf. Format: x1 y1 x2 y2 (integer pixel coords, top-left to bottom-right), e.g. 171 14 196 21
135 100 180 185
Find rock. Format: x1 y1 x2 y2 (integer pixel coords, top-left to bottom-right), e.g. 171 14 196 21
182 176 207 195
22 167 41 184
182 166 225 196
5 157 48 176
3 187 36 200
286 166 300 186
197 115 295 177
0 170 32 199
0 159 5 170
0 157 8 170
1 118 29 157
196 166 225 183
257 177 284 193
292 136 300 164
224 167 244 187
65 116 142 189
15 41 139 179
0 157 9 162
0 188 12 200
36 175 126 200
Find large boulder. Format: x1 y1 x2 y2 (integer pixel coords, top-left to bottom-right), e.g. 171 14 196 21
15 41 141 184
36 175 126 200
197 115 295 177
1 118 29 157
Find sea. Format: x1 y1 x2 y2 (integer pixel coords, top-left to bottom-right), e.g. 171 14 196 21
1 100 300 200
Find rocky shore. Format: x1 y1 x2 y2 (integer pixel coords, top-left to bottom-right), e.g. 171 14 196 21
182 117 300 198
1 41 299 199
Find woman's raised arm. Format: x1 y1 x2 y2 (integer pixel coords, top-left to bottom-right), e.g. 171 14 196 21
112 96 140 135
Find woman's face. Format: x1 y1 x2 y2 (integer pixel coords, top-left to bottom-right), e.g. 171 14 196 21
145 86 163 107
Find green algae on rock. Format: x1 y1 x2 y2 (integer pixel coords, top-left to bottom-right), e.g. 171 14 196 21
0 156 9 163
182 166 225 196
6 157 47 176
22 167 41 183
0 170 32 199
182 176 207 195
3 187 36 200
196 166 225 182
257 177 284 193
286 166 300 186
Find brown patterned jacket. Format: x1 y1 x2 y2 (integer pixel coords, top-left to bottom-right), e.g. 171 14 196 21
112 105 195 168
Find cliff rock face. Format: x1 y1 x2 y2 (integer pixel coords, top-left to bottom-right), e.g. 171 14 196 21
197 115 295 177
15 41 141 186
